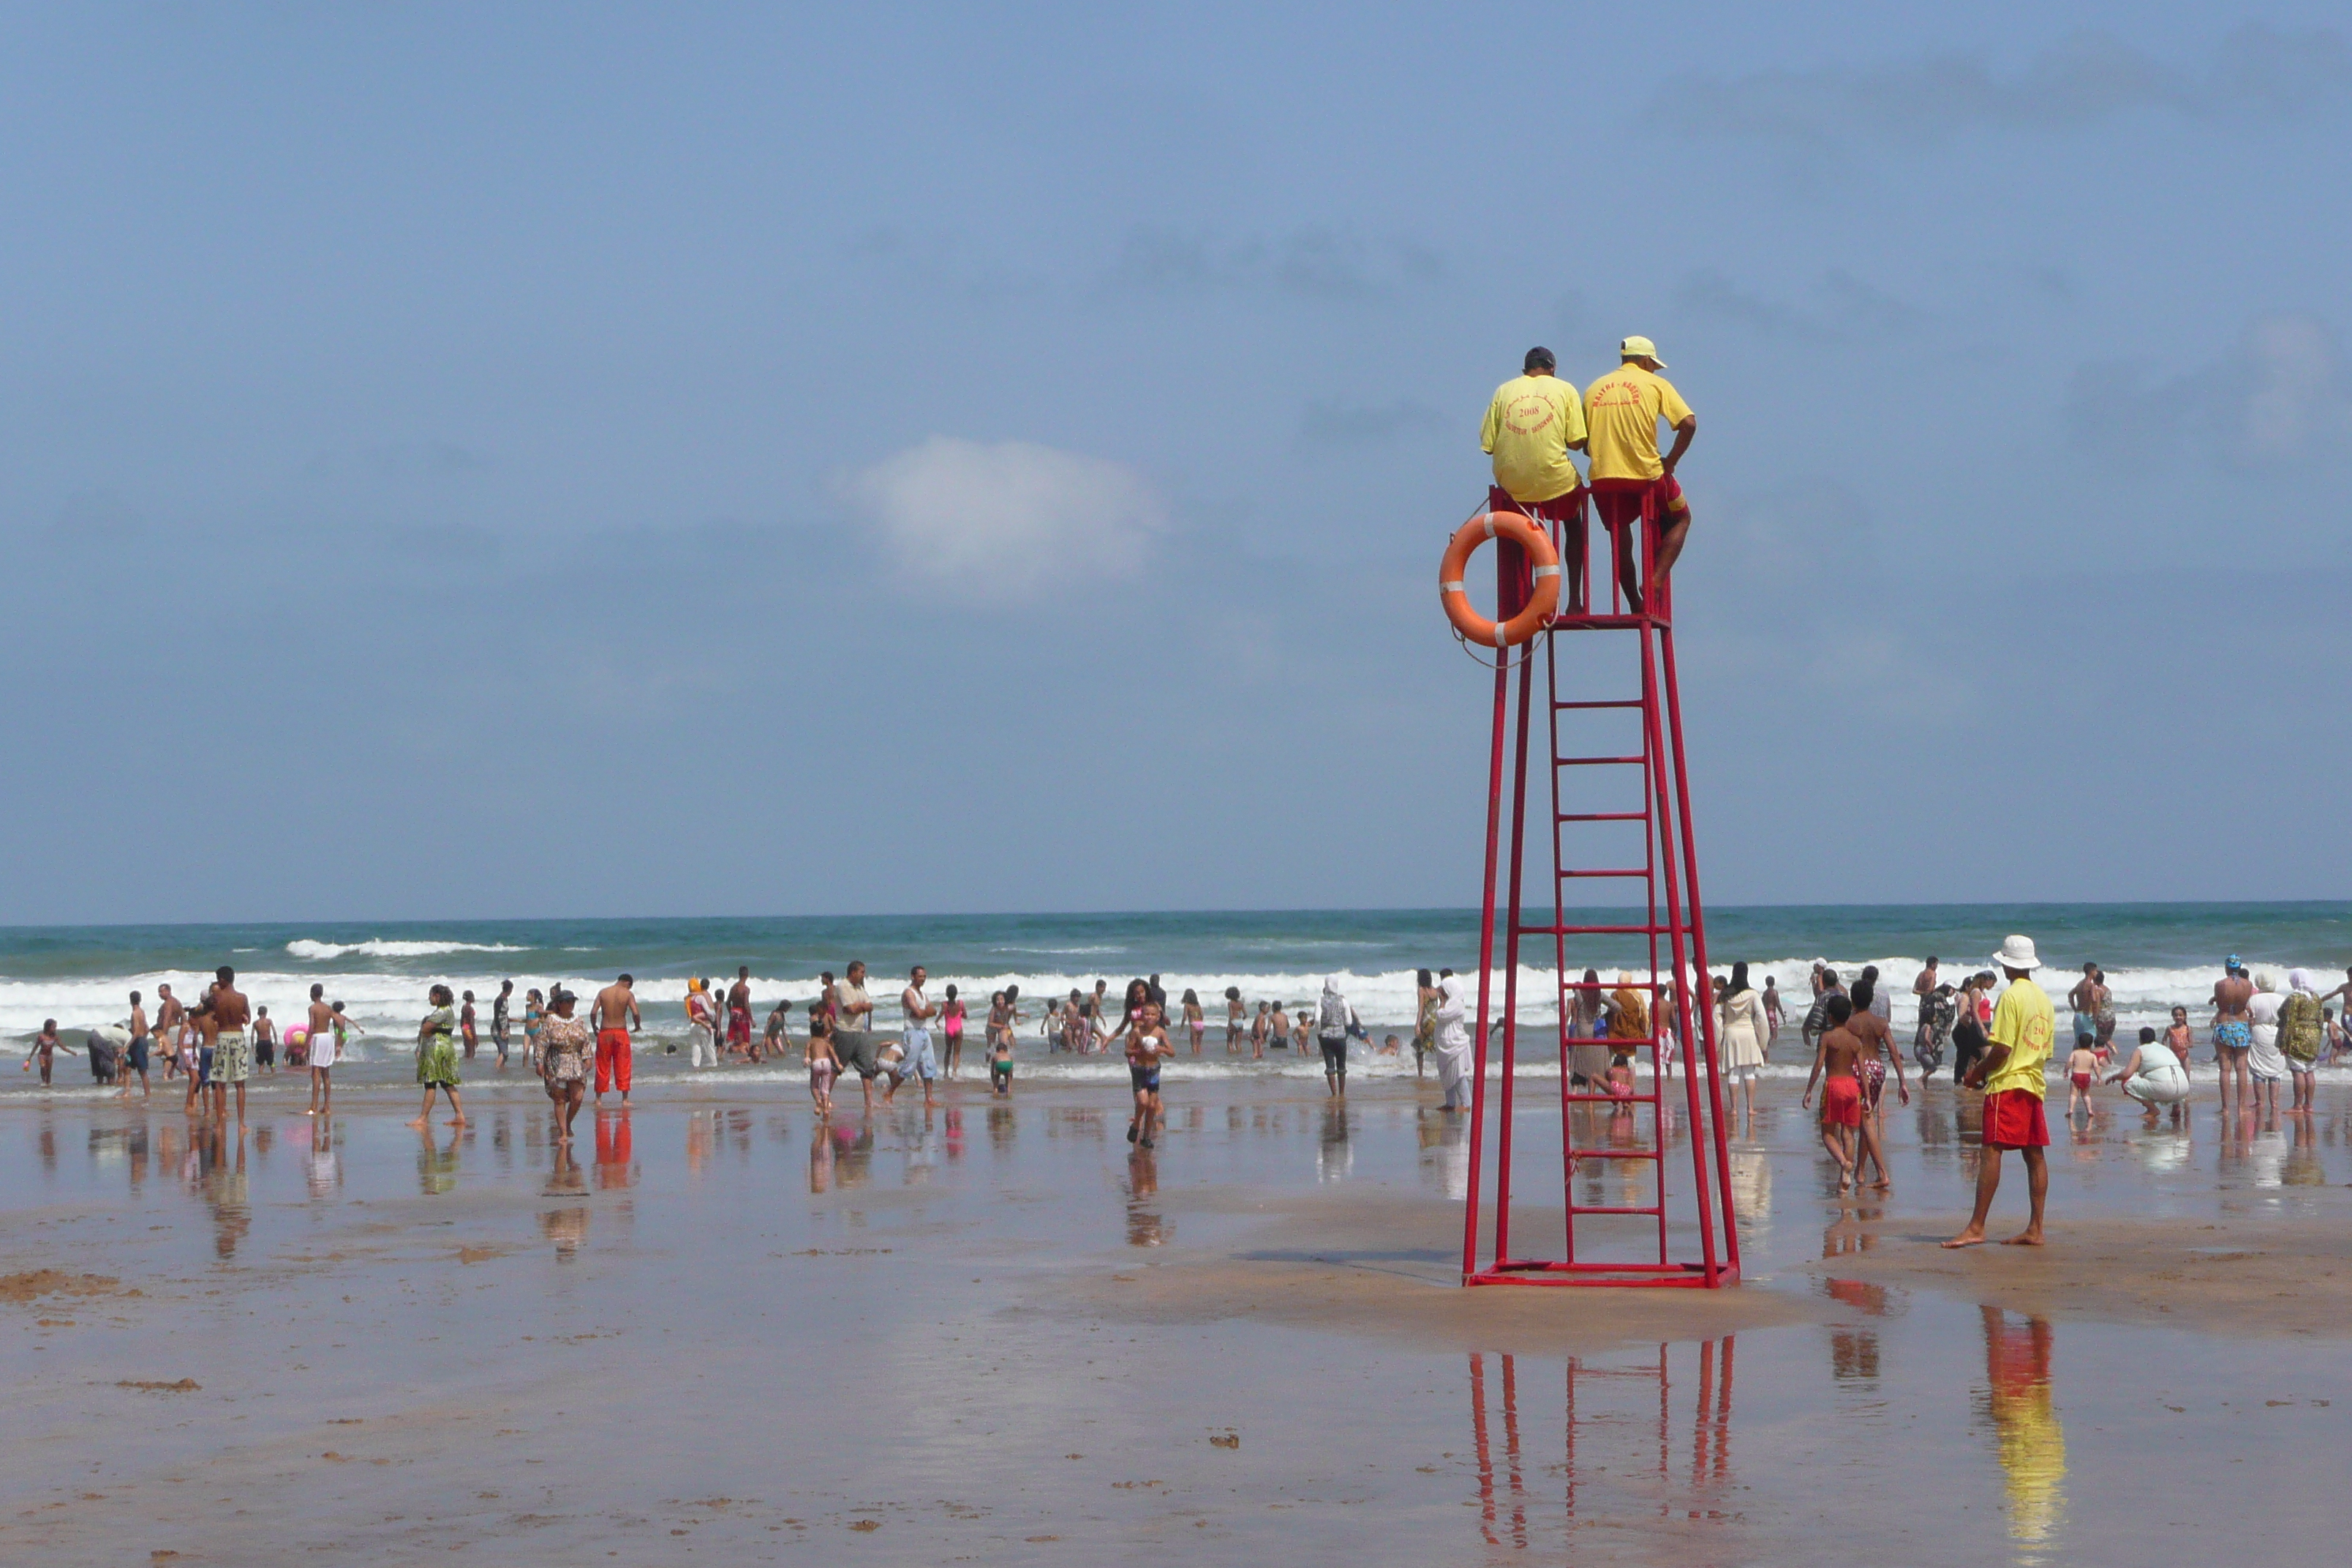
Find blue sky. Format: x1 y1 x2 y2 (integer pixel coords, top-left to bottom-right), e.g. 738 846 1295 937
4 3 2347 921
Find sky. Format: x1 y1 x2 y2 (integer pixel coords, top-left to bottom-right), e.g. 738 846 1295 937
2 2 2348 923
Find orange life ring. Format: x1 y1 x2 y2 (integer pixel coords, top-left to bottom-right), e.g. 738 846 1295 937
1439 510 1559 647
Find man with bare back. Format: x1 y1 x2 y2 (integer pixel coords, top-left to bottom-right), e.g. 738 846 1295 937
1946 936 2054 1249
155 984 185 1080
306 983 340 1115
726 965 755 1058
593 974 641 1103
1801 995 1876 1192
208 965 254 1128
2211 956 2254 1115
118 990 151 1098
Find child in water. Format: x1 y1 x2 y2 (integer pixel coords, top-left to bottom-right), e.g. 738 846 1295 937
1604 1050 1637 1101
804 1010 840 1115
989 1028 1014 1096
2066 1041 2099 1117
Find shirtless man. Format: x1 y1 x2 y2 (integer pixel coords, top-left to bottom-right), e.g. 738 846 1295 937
118 990 152 1098
2068 962 2100 1060
306 984 339 1115
892 965 938 1107
154 984 185 1079
592 974 641 1104
2211 956 2255 1115
726 966 755 1059
831 961 883 1112
1800 995 1876 1193
491 979 515 1071
208 965 254 1128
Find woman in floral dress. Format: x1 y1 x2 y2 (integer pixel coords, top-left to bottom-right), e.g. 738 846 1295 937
536 987 592 1144
410 984 467 1128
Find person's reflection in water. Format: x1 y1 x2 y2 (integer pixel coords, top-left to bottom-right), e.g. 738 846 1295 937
416 1121 461 1196
540 1144 589 1260
594 1107 636 1191
1417 1107 1469 1199
2283 1114 2325 1187
1727 1145 1770 1247
206 1128 252 1259
37 1118 59 1174
829 1118 875 1190
1316 1101 1353 1183
306 1118 342 1200
986 1104 1017 1153
1823 1278 1892 1385
686 1109 713 1177
807 1124 836 1194
1977 1306 2065 1563
1123 1149 1168 1247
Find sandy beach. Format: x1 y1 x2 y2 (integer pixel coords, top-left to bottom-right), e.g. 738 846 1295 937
4 1060 2347 1565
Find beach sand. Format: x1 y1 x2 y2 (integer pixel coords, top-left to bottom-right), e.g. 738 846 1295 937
3 1062 2346 1563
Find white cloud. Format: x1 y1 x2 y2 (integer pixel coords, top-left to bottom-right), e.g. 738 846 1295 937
843 436 1165 600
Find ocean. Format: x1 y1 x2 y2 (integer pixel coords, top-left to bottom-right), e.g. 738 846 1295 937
5 903 2350 1078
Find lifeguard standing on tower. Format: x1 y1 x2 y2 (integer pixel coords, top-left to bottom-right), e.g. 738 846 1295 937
1440 333 1737 1289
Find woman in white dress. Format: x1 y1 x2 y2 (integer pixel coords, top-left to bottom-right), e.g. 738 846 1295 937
1713 962 1772 1125
1431 979 1474 1112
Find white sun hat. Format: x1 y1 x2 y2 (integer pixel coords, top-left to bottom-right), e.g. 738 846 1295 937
1991 935 2039 971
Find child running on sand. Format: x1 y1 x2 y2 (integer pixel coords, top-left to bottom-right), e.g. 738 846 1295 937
805 1012 840 1115
2065 1043 2098 1117
1124 1000 1174 1149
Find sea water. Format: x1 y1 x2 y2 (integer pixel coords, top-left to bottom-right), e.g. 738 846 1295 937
4 903 2348 1076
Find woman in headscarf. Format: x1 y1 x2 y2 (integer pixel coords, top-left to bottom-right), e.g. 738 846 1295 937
2282 968 2326 1113
1315 976 1360 1097
1714 961 1771 1126
1431 976 1474 1112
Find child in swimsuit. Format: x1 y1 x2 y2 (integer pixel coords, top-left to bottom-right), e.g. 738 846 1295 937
940 985 965 1077
805 1014 840 1114
989 1032 1014 1096
2065 1044 2098 1118
1604 1051 1637 1100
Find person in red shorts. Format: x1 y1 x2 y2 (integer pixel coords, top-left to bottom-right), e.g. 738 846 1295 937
1582 336 1696 614
1946 935 2056 1248
1479 346 1588 614
592 973 641 1104
1801 995 1879 1194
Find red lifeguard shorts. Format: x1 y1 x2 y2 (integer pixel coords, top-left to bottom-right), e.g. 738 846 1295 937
1982 1088 2050 1150
1821 1075 1862 1127
1485 485 1584 618
1588 475 1689 535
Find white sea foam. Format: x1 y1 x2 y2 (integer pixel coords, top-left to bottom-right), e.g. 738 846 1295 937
287 938 529 961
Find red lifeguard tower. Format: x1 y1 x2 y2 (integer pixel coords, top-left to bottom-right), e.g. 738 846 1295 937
1439 491 1738 1287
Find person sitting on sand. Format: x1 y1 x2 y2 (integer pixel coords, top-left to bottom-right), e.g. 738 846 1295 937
1801 995 1877 1194
2106 1025 2187 1123
1603 1050 1637 1101
1945 935 2054 1248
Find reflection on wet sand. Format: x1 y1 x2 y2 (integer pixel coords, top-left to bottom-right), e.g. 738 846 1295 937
415 1123 461 1196
1467 1338 1735 1550
1978 1306 2065 1564
1123 1150 1167 1247
593 1108 636 1190
540 1145 589 1259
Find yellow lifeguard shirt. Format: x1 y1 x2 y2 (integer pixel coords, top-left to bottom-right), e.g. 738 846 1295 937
1480 374 1588 504
1982 976 2055 1098
1583 363 1694 482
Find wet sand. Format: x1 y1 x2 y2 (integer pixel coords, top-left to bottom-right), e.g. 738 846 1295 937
3 1062 2348 1563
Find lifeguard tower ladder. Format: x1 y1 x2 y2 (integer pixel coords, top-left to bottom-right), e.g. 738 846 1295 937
1450 491 1738 1287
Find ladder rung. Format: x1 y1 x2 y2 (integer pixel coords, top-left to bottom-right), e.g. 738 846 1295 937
1556 810 1648 822
1567 1149 1659 1160
1551 699 1643 711
1558 868 1648 879
1555 755 1646 766
1515 924 1678 935
1565 1204 1664 1216
1562 1091 1661 1104
1546 614 1669 630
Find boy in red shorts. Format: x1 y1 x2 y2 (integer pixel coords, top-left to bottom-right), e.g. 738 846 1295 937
1581 336 1696 614
1946 936 2056 1248
1801 995 1878 1193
